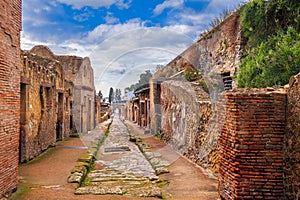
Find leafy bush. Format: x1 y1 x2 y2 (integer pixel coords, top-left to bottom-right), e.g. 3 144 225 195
240 0 300 46
238 0 300 87
184 68 198 81
238 27 300 87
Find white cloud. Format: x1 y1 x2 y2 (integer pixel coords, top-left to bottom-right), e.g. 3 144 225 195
165 0 245 32
104 12 120 24
56 0 132 9
73 8 95 22
85 18 144 43
21 32 55 50
87 24 194 96
153 0 184 15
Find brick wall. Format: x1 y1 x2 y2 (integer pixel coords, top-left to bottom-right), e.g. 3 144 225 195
218 88 286 199
0 0 22 197
285 73 300 199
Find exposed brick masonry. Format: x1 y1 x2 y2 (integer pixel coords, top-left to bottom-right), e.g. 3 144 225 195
0 0 22 197
218 88 286 199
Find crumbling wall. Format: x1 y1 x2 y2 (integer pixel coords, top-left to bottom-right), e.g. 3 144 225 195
19 45 94 162
285 73 300 199
56 54 83 134
151 12 243 175
155 12 243 83
20 52 63 162
160 80 220 173
0 0 22 197
218 88 286 199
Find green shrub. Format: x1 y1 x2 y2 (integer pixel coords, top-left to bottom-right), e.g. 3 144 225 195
238 0 300 87
238 27 300 88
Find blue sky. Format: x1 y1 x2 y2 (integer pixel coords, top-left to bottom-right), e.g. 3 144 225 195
22 0 245 96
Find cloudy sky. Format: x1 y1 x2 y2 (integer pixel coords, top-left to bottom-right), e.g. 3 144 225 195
22 0 245 96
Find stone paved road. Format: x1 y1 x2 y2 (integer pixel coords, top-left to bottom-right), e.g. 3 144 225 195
75 115 164 198
12 114 219 200
12 121 158 200
125 120 219 200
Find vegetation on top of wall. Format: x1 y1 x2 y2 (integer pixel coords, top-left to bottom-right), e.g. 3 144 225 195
237 0 300 88
184 67 199 81
126 70 152 92
209 8 233 29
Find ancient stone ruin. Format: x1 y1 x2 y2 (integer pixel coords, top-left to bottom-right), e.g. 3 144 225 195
19 46 96 162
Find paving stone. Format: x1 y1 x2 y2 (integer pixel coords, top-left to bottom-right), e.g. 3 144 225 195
76 115 163 197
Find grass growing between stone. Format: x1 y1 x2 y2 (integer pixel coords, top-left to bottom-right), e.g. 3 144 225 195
67 121 112 187
9 184 31 200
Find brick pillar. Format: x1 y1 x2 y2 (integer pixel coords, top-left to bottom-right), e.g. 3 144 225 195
218 89 286 199
0 0 22 197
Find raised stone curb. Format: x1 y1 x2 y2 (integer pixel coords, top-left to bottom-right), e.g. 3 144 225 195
67 121 112 185
67 145 97 184
129 134 170 175
75 116 168 198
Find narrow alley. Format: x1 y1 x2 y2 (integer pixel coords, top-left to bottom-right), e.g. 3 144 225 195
11 113 218 200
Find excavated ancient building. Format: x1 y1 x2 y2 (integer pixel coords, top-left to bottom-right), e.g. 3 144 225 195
148 11 243 175
20 45 96 162
143 10 300 200
73 57 96 134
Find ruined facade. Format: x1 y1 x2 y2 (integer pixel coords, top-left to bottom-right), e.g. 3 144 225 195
135 86 150 128
19 46 96 162
155 12 242 86
125 86 151 129
159 80 218 171
73 57 95 133
149 12 243 175
20 49 65 161
0 0 22 196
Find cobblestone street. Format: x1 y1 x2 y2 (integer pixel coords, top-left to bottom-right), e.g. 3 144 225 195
75 114 166 197
76 113 219 199
11 115 219 200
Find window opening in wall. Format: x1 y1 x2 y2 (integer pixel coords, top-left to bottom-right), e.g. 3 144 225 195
20 83 27 125
56 92 64 141
70 101 73 130
221 72 232 90
40 86 45 117
46 87 51 110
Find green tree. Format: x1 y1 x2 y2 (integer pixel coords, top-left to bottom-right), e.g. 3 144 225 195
108 87 114 104
98 90 103 99
115 89 121 101
126 70 153 92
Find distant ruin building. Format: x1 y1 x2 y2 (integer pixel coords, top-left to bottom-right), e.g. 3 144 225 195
73 57 96 134
0 0 22 197
19 45 96 162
